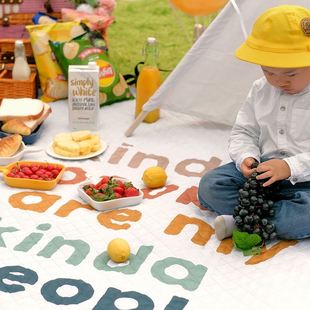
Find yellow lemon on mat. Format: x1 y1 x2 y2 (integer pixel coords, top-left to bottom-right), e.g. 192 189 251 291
142 166 167 189
107 238 131 263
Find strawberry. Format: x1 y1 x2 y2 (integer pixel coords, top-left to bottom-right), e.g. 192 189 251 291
83 184 97 195
95 176 110 189
97 183 108 191
85 188 93 196
114 192 123 199
113 186 124 196
116 179 125 189
124 187 139 197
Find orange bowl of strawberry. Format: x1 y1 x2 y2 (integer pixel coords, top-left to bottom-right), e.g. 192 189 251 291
78 176 143 211
0 161 65 190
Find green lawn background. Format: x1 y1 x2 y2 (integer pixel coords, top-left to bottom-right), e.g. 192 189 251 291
107 0 216 80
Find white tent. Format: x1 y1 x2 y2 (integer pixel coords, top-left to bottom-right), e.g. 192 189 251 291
126 0 310 136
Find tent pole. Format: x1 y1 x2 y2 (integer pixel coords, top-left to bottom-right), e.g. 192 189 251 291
125 111 149 137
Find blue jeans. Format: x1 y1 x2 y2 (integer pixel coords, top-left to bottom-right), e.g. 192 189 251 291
198 162 310 240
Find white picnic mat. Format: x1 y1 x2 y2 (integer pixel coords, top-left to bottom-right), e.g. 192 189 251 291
1 99 310 310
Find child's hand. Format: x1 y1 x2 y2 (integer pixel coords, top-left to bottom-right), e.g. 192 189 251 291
240 157 257 178
256 159 291 186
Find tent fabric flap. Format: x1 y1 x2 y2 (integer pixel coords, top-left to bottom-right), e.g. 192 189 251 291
142 0 310 126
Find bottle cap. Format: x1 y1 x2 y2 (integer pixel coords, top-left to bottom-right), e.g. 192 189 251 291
88 62 98 69
15 40 23 46
147 37 156 44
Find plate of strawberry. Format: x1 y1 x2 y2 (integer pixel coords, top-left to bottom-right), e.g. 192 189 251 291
78 176 143 211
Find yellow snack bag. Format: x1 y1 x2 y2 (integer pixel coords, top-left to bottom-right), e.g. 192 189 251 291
27 22 85 102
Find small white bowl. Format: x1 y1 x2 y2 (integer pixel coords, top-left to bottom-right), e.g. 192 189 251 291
78 178 143 212
0 142 42 166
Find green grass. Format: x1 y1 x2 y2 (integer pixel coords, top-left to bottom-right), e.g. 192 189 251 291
107 0 215 80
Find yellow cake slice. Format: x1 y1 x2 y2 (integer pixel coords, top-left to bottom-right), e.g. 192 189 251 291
53 140 80 157
53 132 73 146
71 130 92 142
78 140 92 155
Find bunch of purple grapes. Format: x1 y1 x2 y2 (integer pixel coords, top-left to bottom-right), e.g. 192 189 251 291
233 162 277 241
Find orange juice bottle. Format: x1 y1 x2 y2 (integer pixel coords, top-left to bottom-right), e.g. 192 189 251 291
135 37 161 123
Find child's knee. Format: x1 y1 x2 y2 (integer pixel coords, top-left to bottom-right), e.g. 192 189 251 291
198 170 219 204
199 170 216 195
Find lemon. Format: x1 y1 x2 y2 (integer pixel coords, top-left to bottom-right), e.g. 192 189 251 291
142 166 167 189
107 238 131 263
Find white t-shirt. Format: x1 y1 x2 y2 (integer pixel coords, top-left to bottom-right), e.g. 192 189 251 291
229 76 310 184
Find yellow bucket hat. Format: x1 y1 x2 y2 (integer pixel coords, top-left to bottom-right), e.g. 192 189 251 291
235 5 310 68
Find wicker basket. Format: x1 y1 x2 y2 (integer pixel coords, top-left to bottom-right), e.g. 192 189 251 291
0 12 61 60
0 11 61 99
0 34 33 66
0 69 37 99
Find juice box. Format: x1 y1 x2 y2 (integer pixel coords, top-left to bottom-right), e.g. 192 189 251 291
68 62 99 130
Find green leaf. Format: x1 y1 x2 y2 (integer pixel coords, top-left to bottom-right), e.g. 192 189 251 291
242 246 262 256
232 229 262 251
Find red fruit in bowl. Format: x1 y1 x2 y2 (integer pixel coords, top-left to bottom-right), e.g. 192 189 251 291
114 192 123 199
113 186 124 196
116 179 125 189
124 187 139 197
95 176 110 189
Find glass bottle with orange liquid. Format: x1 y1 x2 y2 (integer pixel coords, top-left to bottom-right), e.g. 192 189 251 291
135 37 161 123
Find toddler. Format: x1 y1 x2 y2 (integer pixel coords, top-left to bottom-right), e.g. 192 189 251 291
198 5 310 240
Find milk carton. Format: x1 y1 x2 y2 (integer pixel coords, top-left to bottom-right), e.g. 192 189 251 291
68 62 99 130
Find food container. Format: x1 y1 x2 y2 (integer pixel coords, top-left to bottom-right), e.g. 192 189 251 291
78 178 143 212
0 69 37 99
0 161 65 190
0 122 44 145
0 142 42 166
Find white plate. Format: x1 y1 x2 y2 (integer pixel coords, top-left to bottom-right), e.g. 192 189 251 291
46 139 108 160
78 178 143 212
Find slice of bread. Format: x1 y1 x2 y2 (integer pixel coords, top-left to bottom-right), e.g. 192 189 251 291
24 102 52 132
0 98 44 122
